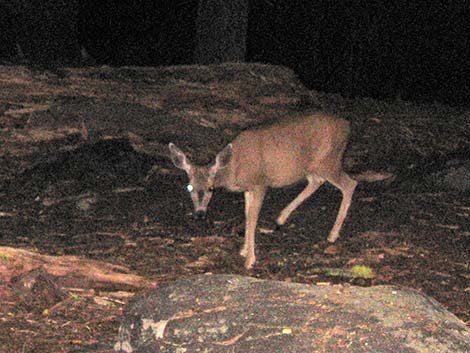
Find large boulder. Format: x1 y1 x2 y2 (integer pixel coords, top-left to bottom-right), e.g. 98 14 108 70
115 274 470 353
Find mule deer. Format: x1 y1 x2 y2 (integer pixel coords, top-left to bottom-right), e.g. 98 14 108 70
169 114 358 269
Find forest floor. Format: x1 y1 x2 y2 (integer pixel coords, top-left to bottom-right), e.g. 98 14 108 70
1 137 468 353
0 64 468 352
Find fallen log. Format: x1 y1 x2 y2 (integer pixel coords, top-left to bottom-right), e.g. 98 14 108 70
0 246 156 290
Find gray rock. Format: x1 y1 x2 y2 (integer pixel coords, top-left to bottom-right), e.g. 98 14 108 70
115 274 470 353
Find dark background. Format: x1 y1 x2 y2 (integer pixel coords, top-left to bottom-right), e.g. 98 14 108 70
1 0 469 107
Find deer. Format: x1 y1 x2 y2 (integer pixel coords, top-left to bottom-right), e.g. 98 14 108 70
168 113 358 269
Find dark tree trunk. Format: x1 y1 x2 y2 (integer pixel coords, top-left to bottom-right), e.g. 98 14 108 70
194 0 249 64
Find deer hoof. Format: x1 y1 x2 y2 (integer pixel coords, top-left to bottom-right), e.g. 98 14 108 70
244 256 255 270
327 232 339 243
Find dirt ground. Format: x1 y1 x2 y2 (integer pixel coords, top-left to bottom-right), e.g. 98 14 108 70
0 137 468 352
0 64 468 352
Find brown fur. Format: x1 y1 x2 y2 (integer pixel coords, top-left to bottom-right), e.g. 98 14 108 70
169 113 357 269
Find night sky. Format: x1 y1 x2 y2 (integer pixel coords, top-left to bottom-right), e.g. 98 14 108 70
1 0 469 107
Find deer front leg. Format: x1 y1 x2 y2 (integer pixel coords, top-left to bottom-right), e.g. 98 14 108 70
240 186 266 269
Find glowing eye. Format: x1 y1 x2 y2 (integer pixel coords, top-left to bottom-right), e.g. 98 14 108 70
186 184 194 192
208 187 215 192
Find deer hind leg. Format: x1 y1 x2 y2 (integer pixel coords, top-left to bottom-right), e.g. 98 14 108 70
326 172 357 242
240 186 266 269
276 174 325 227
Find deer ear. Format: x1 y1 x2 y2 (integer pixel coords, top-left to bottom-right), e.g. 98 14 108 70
169 143 191 171
214 143 232 169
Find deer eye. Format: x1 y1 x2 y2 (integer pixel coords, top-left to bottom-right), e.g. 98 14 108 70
186 184 194 193
208 186 215 192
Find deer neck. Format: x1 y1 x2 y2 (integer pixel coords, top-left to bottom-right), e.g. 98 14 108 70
214 164 242 192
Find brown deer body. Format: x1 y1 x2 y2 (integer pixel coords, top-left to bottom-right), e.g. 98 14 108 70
169 114 358 269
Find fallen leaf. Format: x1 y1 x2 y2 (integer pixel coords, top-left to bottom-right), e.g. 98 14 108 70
191 236 226 244
330 325 348 336
186 255 213 268
351 265 374 278
381 246 412 257
324 245 339 255
436 224 459 230
0 212 17 217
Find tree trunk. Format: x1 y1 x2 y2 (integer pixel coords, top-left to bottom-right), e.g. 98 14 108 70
194 0 249 64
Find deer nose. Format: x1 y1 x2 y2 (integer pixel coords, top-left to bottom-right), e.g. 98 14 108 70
194 210 206 221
